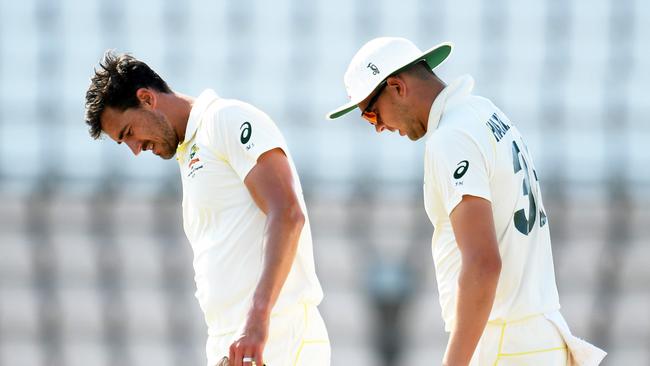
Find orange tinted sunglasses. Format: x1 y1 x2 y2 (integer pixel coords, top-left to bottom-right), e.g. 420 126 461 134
361 80 388 124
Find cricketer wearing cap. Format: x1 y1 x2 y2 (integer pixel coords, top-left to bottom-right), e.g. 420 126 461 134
85 51 330 366
327 37 606 366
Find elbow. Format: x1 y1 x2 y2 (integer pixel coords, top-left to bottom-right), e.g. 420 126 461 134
484 253 502 282
492 255 502 279
466 250 501 282
282 202 305 230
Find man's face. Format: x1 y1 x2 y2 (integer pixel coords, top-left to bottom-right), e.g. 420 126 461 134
358 77 426 141
101 105 179 160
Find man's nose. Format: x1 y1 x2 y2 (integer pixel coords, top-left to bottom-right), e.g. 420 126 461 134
125 138 142 156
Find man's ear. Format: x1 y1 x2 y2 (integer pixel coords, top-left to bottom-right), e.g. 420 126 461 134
136 88 156 109
387 74 407 98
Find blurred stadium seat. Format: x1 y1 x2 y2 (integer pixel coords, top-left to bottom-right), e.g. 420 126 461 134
0 0 648 365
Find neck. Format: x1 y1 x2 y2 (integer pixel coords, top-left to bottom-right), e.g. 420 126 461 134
420 75 446 132
157 91 195 143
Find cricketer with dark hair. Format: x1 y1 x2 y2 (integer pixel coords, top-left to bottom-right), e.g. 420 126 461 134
85 51 331 366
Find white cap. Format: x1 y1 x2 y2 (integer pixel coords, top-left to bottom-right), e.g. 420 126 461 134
326 37 453 120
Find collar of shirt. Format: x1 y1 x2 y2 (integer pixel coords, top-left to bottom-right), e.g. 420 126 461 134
425 74 475 136
181 89 219 146
176 89 219 161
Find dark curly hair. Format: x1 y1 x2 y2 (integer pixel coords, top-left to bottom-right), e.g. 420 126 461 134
84 50 172 139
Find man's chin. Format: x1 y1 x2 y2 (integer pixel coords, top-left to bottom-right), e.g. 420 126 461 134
407 132 424 141
157 142 177 160
158 150 176 160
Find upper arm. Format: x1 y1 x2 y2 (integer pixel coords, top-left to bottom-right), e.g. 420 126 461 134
449 195 500 265
429 126 493 216
210 103 300 217
244 148 302 216
210 102 288 181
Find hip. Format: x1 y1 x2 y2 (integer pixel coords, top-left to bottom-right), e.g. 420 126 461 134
206 303 330 366
470 312 568 366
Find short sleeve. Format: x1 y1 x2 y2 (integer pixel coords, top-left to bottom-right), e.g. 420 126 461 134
427 127 492 215
212 102 288 181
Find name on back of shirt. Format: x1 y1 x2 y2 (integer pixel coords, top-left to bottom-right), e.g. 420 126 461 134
486 113 511 142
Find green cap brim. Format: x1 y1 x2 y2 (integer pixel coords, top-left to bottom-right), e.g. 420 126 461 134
327 104 358 120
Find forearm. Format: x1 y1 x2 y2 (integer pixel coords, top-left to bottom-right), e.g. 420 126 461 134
247 206 305 322
443 258 500 366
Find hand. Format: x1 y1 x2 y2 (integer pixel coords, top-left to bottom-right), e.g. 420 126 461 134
442 356 471 366
442 361 469 366
228 317 269 366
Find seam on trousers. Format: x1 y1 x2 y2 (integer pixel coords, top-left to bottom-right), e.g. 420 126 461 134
292 304 311 366
492 323 507 366
499 346 567 358
293 340 329 366
487 313 543 326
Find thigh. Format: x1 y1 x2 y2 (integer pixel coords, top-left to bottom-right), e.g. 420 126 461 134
206 305 331 366
292 305 331 366
293 341 331 366
206 333 235 366
476 315 568 366
496 348 568 365
204 315 298 366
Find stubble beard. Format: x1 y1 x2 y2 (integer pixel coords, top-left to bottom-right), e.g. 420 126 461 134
394 102 425 141
155 112 179 160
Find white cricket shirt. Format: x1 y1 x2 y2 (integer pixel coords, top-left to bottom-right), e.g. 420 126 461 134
176 90 323 336
423 76 561 332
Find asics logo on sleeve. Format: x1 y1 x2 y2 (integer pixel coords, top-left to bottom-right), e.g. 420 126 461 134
240 122 252 144
454 160 469 179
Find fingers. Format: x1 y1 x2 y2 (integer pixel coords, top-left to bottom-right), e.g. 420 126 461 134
253 345 264 366
243 346 261 366
242 354 254 366
235 345 245 366
228 342 239 366
229 337 266 366
230 342 255 366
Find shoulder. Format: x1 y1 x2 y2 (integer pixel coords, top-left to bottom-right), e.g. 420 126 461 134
426 95 499 155
443 95 497 129
200 98 277 137
210 98 270 123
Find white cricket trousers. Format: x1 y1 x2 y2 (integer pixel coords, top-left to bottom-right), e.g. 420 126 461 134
469 311 606 365
206 304 331 366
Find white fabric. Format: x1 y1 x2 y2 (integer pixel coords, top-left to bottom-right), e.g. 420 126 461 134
423 75 561 332
545 311 607 365
206 304 330 366
468 311 606 365
177 90 324 338
470 313 568 365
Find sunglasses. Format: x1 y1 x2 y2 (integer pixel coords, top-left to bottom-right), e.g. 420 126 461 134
361 80 388 124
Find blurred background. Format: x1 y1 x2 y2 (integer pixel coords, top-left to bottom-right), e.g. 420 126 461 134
0 0 648 365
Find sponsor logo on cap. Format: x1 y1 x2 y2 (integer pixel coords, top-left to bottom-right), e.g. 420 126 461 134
367 62 380 75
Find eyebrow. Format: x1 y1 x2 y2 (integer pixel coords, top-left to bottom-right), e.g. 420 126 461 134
117 124 128 143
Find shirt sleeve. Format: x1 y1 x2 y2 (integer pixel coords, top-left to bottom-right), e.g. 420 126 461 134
428 127 493 216
211 101 288 181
